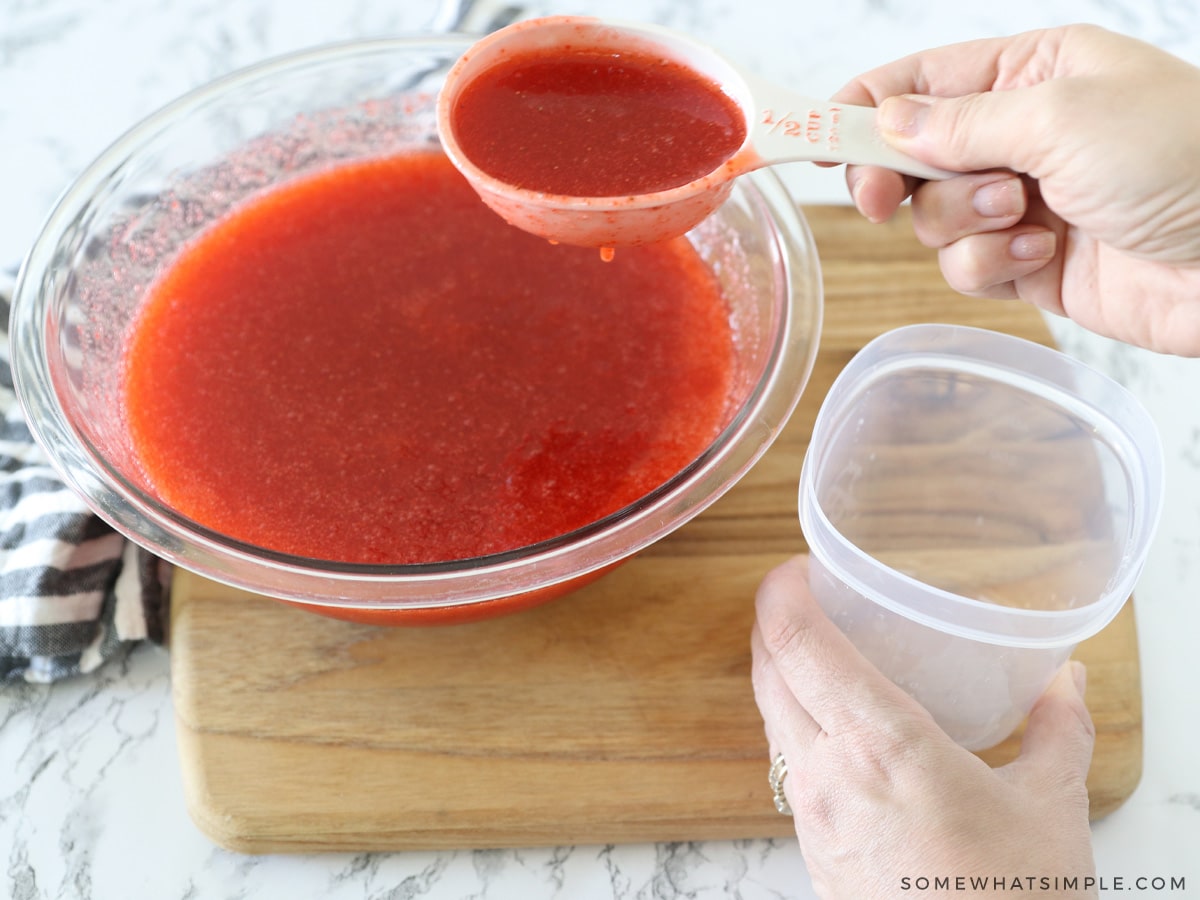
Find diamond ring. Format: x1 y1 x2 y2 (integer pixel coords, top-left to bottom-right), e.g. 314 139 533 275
769 752 792 815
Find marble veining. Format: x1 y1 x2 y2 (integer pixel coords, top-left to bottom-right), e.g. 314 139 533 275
3 0 1199 897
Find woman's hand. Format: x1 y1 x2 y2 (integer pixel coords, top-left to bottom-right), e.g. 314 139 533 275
750 556 1098 899
834 25 1200 355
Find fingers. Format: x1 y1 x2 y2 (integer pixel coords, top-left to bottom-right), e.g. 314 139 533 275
752 556 924 737
1004 661 1095 801
904 173 1064 305
833 30 1065 176
751 622 822 743
836 34 1053 223
750 622 819 817
936 226 1058 298
845 165 911 224
877 88 1061 178
912 173 1027 245
831 32 1039 106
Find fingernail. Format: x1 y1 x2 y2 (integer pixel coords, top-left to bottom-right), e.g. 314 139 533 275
1009 230 1056 261
878 94 933 138
973 177 1023 218
1070 661 1087 697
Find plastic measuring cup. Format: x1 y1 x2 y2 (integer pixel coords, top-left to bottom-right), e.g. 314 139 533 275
436 16 952 247
799 324 1164 750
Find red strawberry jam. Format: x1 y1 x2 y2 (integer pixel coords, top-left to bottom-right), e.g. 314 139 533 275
450 46 746 196
123 151 735 564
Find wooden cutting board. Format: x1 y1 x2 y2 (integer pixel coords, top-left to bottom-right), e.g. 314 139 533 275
170 206 1142 853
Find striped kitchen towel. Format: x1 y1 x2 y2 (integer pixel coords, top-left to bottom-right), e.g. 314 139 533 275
0 272 169 683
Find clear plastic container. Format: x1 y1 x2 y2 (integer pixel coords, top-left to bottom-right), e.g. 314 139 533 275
799 323 1164 750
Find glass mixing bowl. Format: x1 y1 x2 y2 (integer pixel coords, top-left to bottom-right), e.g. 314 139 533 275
10 36 823 624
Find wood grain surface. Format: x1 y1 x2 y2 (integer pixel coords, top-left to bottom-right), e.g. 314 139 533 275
170 205 1142 853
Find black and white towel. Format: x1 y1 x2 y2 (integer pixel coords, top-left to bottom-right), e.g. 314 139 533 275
0 272 169 683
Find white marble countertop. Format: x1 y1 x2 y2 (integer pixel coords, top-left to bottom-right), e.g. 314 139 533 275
3 0 1199 897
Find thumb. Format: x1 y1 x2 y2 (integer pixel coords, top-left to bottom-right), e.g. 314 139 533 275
877 90 1049 175
1007 661 1096 794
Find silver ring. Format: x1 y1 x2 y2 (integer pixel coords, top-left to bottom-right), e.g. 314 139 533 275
769 752 792 815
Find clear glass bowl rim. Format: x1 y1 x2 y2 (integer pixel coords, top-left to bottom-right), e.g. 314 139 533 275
10 35 824 611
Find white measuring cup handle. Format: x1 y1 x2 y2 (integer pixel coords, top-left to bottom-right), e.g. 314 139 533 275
741 72 955 181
